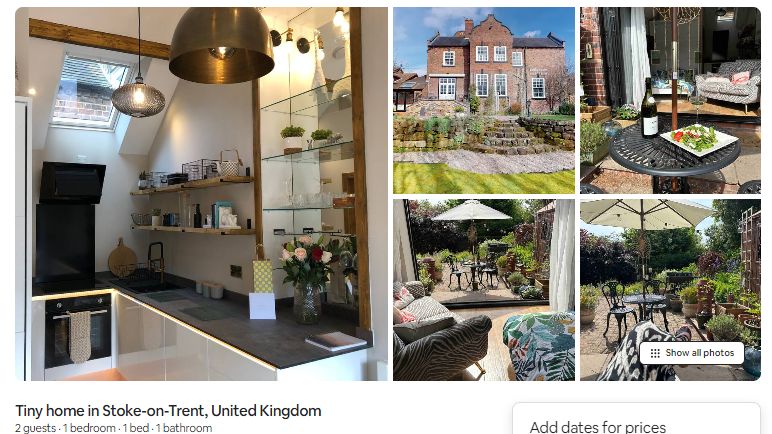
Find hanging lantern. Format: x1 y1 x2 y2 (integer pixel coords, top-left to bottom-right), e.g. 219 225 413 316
169 7 274 84
112 8 166 118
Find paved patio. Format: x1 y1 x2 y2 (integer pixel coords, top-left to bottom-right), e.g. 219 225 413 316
580 297 754 381
581 123 761 194
429 263 523 304
394 149 575 175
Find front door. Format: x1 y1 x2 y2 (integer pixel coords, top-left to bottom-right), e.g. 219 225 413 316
438 77 456 100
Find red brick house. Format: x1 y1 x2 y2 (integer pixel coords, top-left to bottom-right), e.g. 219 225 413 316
425 14 566 114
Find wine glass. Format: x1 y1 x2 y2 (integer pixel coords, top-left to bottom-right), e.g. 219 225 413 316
689 89 707 126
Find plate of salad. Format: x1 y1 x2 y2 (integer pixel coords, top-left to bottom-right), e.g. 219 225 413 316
660 124 738 157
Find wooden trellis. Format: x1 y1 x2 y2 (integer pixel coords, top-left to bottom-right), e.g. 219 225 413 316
740 207 761 298
534 201 555 267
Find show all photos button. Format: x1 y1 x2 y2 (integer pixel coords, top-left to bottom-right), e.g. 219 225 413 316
640 341 744 365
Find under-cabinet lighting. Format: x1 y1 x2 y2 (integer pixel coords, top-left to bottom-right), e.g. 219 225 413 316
27 88 36 96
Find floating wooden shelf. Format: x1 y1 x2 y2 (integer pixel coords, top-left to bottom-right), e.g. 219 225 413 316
130 176 254 196
131 225 255 236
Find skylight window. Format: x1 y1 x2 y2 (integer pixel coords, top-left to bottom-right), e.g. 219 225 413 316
51 55 131 130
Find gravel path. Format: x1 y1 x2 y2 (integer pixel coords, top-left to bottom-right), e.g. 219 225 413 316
394 150 575 174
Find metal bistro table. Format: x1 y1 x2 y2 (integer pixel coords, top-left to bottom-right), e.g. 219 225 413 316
623 294 667 322
609 115 741 193
462 262 485 291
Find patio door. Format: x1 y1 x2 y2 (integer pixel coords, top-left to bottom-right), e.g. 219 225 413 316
438 77 456 100
602 7 625 108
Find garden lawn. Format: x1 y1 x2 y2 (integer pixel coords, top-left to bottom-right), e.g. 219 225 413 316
393 163 575 194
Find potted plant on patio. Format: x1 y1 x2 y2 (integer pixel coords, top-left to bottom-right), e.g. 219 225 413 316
706 315 743 342
496 255 509 277
520 286 543 300
695 280 715 329
681 286 699 319
580 285 601 325
741 328 761 378
580 121 611 165
612 103 640 128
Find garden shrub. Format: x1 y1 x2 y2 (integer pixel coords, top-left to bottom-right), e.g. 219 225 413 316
697 251 726 278
455 251 473 262
514 223 534 246
614 103 639 120
706 315 743 342
579 121 610 155
711 272 742 303
508 272 527 286
437 116 451 136
433 249 452 265
452 133 464 146
678 263 698 275
558 102 574 115
580 285 601 309
466 115 486 135
680 286 698 304
520 286 543 300
579 229 637 285
508 102 523 116
454 105 465 113
418 265 434 294
469 84 480 113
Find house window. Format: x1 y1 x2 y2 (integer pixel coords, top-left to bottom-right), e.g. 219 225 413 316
399 81 416 89
512 51 523 66
495 74 507 96
476 74 488 97
438 77 456 100
443 51 455 66
532 77 545 99
494 46 506 62
476 46 489 62
717 8 735 22
51 55 132 130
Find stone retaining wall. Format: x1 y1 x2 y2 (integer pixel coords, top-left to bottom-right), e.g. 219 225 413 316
516 118 575 151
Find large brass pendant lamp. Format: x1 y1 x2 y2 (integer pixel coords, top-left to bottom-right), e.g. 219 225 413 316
112 8 166 118
169 7 275 84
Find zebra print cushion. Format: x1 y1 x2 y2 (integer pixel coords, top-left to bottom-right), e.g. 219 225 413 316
393 315 492 381
597 321 691 381
402 296 457 321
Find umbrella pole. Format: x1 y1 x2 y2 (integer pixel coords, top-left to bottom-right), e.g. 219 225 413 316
640 199 647 296
671 7 679 131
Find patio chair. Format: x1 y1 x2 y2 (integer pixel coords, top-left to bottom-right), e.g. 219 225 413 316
445 255 469 291
601 281 638 344
480 253 501 289
643 280 669 332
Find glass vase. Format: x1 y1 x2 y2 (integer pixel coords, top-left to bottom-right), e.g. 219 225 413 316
294 282 322 325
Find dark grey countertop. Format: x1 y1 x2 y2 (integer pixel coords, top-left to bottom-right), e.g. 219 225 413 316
95 271 370 370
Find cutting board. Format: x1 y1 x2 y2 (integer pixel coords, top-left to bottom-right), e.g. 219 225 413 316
108 237 137 278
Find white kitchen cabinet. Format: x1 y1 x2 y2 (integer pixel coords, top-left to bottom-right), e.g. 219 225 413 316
163 318 208 380
115 294 164 381
207 340 276 381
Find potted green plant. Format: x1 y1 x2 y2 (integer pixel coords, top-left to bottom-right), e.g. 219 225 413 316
496 255 509 276
740 328 761 377
310 128 333 148
706 315 743 342
151 208 162 227
138 171 149 190
613 103 640 128
507 272 527 293
681 286 699 318
580 285 601 325
580 121 611 165
520 286 542 300
281 125 305 153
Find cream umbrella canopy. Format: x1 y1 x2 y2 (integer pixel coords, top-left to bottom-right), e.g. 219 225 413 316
580 198 713 280
432 199 511 261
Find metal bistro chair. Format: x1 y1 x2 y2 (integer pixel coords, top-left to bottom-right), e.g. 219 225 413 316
480 253 501 290
601 281 638 344
445 255 469 291
643 280 669 332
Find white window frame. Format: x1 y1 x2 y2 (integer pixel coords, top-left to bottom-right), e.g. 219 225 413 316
438 77 456 100
494 46 507 62
442 51 455 66
475 74 489 97
476 46 489 62
512 51 523 67
495 74 507 96
531 77 546 99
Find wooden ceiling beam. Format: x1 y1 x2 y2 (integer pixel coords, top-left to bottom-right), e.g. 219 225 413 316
29 18 170 60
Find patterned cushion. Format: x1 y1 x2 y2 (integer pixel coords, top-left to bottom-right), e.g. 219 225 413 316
402 296 452 321
393 286 415 309
393 316 455 343
700 81 753 96
597 321 691 381
502 312 576 381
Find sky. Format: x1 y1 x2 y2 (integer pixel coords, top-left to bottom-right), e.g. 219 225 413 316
581 199 715 242
393 7 576 77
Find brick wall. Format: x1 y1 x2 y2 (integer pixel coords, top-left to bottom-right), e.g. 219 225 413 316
523 47 566 113
53 81 114 122
469 14 515 99
579 7 608 106
426 46 469 100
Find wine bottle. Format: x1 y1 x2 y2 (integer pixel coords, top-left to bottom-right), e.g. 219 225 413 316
640 77 658 138
193 204 202 228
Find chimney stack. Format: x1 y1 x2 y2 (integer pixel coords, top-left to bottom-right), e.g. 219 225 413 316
464 18 473 37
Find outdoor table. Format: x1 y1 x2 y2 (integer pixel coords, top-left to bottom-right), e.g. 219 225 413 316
609 115 741 193
461 262 486 291
623 294 667 321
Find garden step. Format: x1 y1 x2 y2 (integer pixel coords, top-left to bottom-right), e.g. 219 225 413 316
485 137 544 147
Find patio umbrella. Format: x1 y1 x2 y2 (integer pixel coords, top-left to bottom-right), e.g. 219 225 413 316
432 199 511 261
580 198 713 280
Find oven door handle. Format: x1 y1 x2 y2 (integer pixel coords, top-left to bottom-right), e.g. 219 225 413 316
51 309 108 320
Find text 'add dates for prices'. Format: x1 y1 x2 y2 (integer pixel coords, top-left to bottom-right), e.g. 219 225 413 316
513 403 760 434
13 403 323 433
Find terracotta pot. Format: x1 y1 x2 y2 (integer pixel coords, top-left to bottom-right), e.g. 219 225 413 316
580 306 596 325
667 294 683 313
682 303 699 319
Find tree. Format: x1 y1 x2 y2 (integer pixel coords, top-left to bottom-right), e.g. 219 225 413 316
621 228 703 272
544 62 575 112
706 199 761 255
580 230 637 285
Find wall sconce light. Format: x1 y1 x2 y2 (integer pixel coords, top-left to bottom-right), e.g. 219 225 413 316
285 28 294 46
270 30 282 47
333 7 345 27
296 37 310 54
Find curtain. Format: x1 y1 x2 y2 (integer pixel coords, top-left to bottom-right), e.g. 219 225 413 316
549 200 575 312
621 7 651 107
393 200 416 283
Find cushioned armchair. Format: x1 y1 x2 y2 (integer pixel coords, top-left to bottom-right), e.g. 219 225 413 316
695 60 761 113
393 281 492 381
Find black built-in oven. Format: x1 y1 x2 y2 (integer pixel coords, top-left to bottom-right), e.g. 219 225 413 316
45 294 111 368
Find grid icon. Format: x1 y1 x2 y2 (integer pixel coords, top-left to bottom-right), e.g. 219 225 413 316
650 348 661 359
